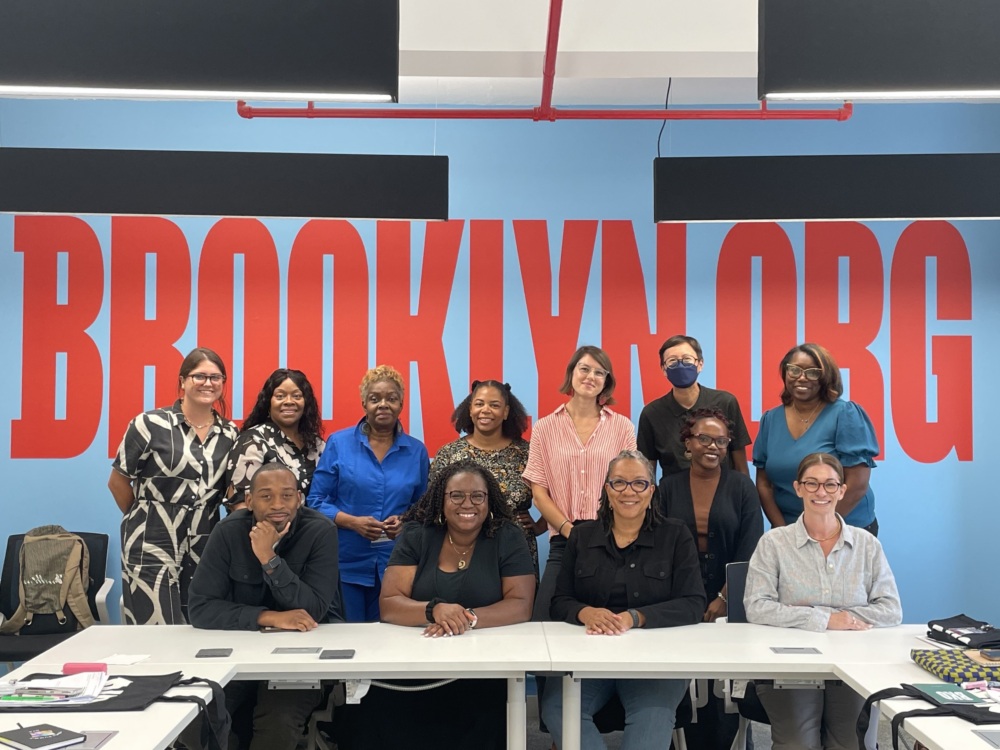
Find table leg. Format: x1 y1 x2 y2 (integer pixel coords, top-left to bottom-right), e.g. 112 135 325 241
863 700 881 750
562 674 581 750
507 676 526 750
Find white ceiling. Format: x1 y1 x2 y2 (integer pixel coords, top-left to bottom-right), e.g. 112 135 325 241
398 0 760 106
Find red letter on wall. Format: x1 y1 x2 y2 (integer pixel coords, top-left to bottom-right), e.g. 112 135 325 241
601 222 687 416
469 220 505 381
715 223 798 443
376 221 464 454
804 222 886 456
287 220 370 435
890 221 972 462
12 216 104 458
197 219 281 419
108 217 192 454
514 220 598 418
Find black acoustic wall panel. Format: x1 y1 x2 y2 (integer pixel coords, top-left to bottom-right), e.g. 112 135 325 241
0 148 448 221
0 0 399 99
760 0 1000 98
653 154 1000 222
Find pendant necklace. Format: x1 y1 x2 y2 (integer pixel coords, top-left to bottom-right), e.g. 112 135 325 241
449 534 473 570
792 401 821 424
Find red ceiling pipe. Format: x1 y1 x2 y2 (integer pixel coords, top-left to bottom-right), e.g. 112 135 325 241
237 0 853 124
236 100 853 122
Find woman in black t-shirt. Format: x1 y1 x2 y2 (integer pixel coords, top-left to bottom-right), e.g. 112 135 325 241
344 460 535 750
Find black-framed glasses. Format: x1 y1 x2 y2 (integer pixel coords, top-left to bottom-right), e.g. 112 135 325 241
691 433 731 449
785 364 822 381
798 479 842 493
606 478 651 493
576 363 609 380
189 373 226 385
662 356 699 370
446 491 488 505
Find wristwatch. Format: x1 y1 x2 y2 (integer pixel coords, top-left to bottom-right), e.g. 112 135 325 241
627 608 641 629
426 598 442 623
465 608 478 630
263 555 282 573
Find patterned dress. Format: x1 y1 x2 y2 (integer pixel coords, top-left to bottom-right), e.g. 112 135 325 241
227 421 325 508
429 437 538 575
112 401 238 625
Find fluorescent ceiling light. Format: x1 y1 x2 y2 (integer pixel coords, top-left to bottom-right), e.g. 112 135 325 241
0 85 393 103
766 90 1000 102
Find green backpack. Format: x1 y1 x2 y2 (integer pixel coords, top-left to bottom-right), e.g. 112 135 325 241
0 525 94 635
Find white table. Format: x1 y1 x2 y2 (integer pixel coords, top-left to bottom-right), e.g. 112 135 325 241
4 622 551 750
545 622 993 750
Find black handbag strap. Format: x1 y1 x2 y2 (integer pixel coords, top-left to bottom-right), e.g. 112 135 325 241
155 676 231 750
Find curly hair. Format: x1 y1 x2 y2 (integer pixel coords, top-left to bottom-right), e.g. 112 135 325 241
242 368 323 445
779 343 842 406
451 380 529 440
402 459 515 538
360 364 406 401
596 450 663 532
559 345 617 406
678 408 733 442
178 347 229 419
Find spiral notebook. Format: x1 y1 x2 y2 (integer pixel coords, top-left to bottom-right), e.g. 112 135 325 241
0 724 85 750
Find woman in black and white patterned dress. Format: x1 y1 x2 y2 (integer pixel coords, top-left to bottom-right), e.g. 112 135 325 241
226 368 325 512
108 347 238 625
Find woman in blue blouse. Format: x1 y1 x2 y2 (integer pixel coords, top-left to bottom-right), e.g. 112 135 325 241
754 343 880 534
306 365 429 622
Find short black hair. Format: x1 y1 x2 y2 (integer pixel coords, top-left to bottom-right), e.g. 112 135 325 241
402 460 515 538
248 462 296 493
679 407 733 442
451 380 529 440
658 335 703 364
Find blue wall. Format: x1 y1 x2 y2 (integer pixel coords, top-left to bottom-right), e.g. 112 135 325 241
1 98 997 625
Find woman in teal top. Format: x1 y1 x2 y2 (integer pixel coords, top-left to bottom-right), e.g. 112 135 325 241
754 343 880 534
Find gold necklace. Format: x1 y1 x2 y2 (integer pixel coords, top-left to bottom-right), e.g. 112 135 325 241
448 533 475 570
183 414 212 430
792 401 821 424
807 518 842 542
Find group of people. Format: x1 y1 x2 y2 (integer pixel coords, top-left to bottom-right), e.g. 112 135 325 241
107 337 901 750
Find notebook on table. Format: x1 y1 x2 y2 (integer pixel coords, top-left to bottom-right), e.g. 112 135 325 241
0 724 85 750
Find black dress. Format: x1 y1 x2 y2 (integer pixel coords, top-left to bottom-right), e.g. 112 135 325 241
344 521 534 750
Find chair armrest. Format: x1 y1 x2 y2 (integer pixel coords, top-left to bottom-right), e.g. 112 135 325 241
95 577 114 623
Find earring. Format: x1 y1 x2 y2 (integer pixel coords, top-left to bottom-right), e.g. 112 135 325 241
489 511 495 522
683 450 692 460
437 512 444 525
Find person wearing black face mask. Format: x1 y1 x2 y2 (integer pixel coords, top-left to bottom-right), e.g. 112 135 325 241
637 335 752 480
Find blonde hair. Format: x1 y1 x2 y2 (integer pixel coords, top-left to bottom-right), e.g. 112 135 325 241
360 364 405 400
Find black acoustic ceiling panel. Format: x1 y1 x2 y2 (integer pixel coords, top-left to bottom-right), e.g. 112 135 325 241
0 148 448 220
0 0 399 100
760 0 1000 98
654 154 1000 222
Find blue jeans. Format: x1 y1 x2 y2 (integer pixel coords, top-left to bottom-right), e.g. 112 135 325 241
541 676 688 750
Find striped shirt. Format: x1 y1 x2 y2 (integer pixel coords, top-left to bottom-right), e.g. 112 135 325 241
522 404 637 535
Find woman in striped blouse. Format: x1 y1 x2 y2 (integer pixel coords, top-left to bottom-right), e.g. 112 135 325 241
522 345 637 622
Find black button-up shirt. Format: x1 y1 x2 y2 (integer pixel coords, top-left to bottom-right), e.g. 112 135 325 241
551 518 705 629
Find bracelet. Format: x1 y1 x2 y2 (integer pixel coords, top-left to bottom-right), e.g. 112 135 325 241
465 608 478 630
425 598 442 623
558 520 571 535
717 592 727 603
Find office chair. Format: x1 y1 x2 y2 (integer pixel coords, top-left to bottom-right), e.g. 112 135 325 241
0 531 114 668
724 560 771 750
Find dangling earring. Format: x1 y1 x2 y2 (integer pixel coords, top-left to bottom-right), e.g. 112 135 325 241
683 450 692 460
489 510 495 522
437 511 444 525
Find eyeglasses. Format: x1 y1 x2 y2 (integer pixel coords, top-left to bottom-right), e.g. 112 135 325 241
798 479 842 494
576 363 609 380
691 433 731 449
785 364 822 381
662 356 699 370
188 373 226 385
446 491 488 505
606 478 651 493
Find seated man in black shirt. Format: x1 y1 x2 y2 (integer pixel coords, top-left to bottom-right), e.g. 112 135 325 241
186 462 342 750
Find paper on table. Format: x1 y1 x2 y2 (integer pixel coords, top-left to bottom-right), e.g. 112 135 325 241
99 654 149 665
